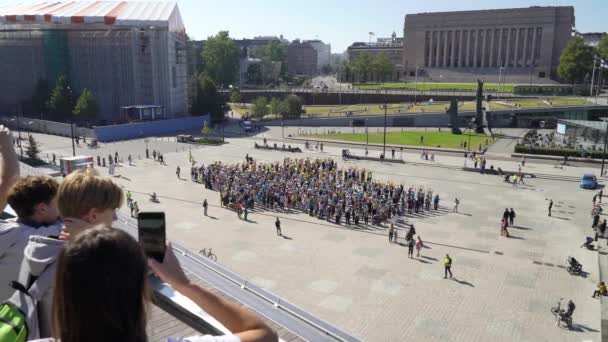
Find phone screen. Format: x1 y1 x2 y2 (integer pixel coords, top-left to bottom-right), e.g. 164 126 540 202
137 212 166 262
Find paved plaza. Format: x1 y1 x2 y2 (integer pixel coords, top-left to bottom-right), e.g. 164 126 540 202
28 131 603 341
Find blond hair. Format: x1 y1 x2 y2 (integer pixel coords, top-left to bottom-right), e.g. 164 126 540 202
58 169 123 218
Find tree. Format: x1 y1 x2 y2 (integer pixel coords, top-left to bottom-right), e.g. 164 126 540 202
201 121 212 137
246 63 263 85
339 61 352 82
230 88 241 105
31 79 50 115
558 36 594 85
597 34 608 61
372 52 394 82
191 73 226 122
261 40 287 62
352 52 372 83
72 88 98 121
25 134 41 161
47 75 75 121
252 97 269 119
281 95 303 119
269 97 281 118
201 31 240 87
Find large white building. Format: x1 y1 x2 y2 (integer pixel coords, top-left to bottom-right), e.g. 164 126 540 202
0 1 188 121
304 39 331 72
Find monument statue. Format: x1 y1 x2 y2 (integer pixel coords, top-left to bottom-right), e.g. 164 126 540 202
447 98 462 134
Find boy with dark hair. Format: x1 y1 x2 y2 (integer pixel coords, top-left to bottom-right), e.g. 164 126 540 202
0 126 63 301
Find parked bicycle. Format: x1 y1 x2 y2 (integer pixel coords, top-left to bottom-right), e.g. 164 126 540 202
198 248 217 261
551 298 575 329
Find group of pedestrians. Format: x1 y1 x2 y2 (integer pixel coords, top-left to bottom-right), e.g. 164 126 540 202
501 208 516 237
191 157 442 227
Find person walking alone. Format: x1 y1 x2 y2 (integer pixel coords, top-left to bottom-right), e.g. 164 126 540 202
453 198 460 213
444 254 453 279
203 198 208 216
388 224 394 243
548 199 553 217
176 166 181 179
275 217 282 236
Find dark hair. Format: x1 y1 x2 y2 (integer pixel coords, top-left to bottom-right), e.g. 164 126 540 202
7 176 58 218
52 226 149 342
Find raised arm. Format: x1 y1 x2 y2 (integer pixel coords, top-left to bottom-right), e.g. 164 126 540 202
149 243 277 342
0 125 19 213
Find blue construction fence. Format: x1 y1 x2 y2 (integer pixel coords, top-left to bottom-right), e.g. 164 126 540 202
93 115 210 142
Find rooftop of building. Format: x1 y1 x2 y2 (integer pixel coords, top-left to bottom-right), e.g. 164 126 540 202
0 1 184 30
406 5 574 17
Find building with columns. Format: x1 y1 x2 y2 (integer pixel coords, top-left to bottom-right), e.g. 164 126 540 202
403 6 574 82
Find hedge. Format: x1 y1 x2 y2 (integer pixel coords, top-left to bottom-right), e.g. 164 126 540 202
514 144 606 158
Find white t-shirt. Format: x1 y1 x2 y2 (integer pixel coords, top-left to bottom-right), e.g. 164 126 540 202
0 219 61 301
30 335 241 342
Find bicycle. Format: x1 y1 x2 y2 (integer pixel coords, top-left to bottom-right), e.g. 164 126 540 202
199 248 217 262
551 298 574 329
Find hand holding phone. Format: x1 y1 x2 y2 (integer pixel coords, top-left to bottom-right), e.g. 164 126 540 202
138 212 166 262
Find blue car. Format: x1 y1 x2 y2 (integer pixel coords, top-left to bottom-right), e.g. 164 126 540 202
580 174 598 189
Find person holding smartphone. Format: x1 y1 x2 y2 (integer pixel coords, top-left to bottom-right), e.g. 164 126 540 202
30 226 277 342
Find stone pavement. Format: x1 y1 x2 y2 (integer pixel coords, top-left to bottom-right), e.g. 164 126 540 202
28 133 603 341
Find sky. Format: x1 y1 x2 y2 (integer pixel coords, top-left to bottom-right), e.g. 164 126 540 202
179 0 607 52
0 0 605 52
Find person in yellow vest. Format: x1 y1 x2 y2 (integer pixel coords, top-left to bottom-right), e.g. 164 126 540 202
444 254 453 279
593 281 607 298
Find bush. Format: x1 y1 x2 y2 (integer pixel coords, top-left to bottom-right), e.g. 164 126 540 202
514 144 606 158
194 137 223 145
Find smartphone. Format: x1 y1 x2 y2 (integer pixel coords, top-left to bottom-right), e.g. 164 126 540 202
137 212 166 263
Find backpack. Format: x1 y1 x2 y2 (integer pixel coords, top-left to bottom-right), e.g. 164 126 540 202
0 271 49 342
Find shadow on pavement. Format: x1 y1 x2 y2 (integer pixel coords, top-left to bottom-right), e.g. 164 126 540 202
450 278 474 287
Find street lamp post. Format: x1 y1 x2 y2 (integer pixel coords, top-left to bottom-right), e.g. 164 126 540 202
602 120 608 177
366 118 369 146
591 58 597 99
70 121 76 157
382 89 388 157
16 114 23 160
414 67 419 103
498 66 504 98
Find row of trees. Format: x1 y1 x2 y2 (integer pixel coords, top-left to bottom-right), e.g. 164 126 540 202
557 34 608 86
339 51 394 83
251 95 303 119
30 75 98 121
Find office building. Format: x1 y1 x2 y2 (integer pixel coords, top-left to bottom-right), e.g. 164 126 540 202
304 39 331 72
287 40 317 76
0 1 188 120
347 32 403 81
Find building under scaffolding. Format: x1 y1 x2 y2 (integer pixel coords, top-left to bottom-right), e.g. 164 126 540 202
0 1 188 121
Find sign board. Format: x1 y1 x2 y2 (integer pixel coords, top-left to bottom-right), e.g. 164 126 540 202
556 123 566 135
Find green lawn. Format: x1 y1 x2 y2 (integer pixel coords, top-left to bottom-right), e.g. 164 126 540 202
311 131 492 149
355 82 514 92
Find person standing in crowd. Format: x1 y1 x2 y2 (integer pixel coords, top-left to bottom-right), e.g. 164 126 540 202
548 199 553 217
509 208 516 226
203 198 208 216
444 254 453 279
434 194 440 210
600 189 604 203
275 217 282 236
388 224 394 243
600 219 607 238
39 227 277 342
415 236 424 257
593 210 600 229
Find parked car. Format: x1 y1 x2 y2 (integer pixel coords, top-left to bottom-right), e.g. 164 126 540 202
580 174 598 189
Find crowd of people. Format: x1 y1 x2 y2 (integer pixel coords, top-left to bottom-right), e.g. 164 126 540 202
188 157 442 227
0 126 276 342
